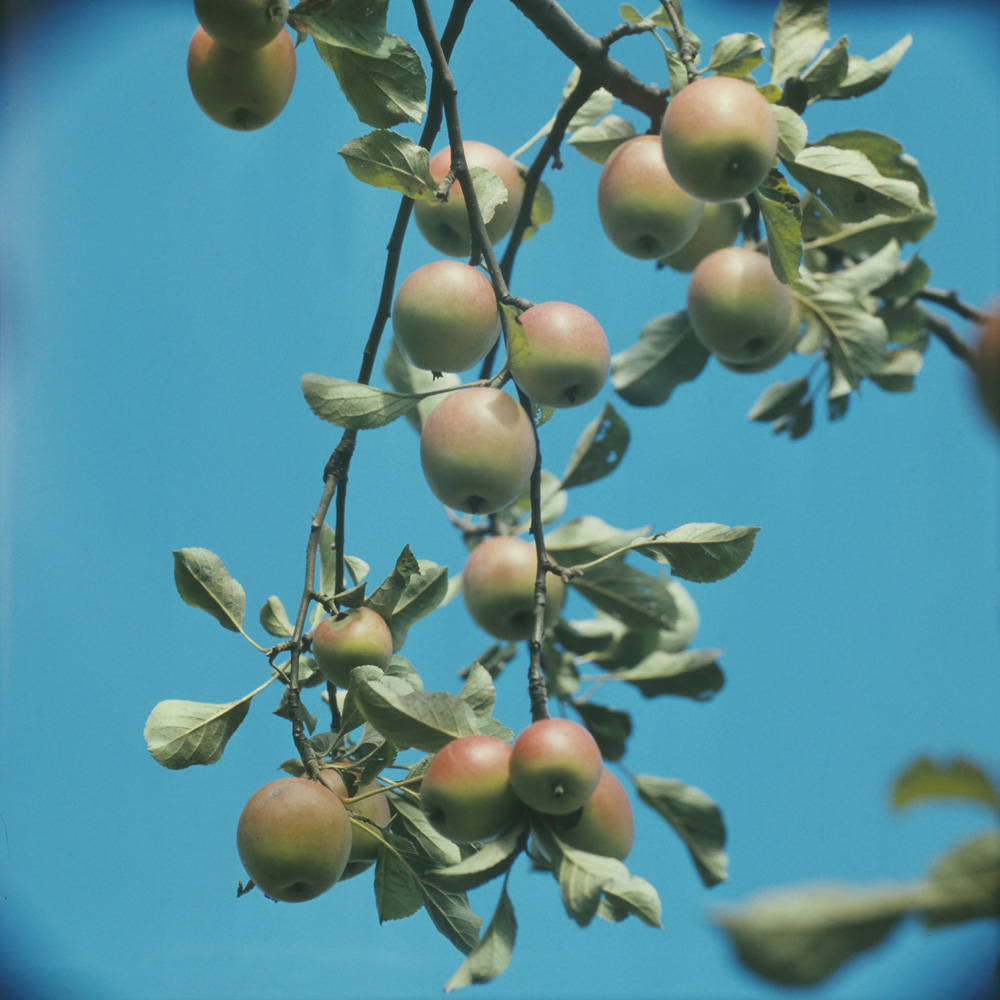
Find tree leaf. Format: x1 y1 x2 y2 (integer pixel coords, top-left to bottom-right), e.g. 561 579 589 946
892 757 1000 813
706 33 765 76
600 873 663 929
605 648 725 702
572 701 632 762
628 523 760 583
634 775 728 886
172 548 246 632
560 402 630 489
756 169 802 284
800 36 849 101
823 35 912 100
432 818 528 892
545 516 651 568
444 887 517 992
457 662 498 720
567 114 637 164
520 178 554 243
391 795 463 869
339 130 436 197
768 0 829 86
715 883 914 985
373 831 424 922
611 312 710 407
920 833 1000 928
382 340 463 431
748 377 810 422
301 373 427 430
144 693 258 768
259 595 294 638
568 560 680 632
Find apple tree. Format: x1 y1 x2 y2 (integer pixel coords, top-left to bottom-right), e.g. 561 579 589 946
144 0 1000 991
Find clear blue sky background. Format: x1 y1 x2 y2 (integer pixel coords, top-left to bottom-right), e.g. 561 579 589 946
1 1 999 998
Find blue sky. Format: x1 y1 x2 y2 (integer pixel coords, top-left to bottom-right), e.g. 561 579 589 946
1 1 999 998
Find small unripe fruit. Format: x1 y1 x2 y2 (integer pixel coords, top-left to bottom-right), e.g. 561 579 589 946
509 301 610 408
462 535 566 641
509 718 603 816
597 134 704 260
392 261 500 373
194 0 289 51
236 776 352 902
420 387 536 515
661 75 778 202
555 767 635 860
420 735 523 843
312 607 393 688
686 246 796 364
187 24 295 131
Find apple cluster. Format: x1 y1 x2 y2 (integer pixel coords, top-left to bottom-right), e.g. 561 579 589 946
597 74 800 373
419 719 635 861
186 0 296 131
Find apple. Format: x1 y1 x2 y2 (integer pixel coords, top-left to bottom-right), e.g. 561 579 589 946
392 260 500 373
972 308 1000 432
318 769 392 878
659 200 745 273
194 0 289 51
187 24 295 131
419 387 536 515
419 735 523 843
236 776 352 901
413 141 525 257
716 301 801 373
596 134 704 260
509 301 610 408
509 718 603 816
311 607 394 688
660 75 778 202
553 767 635 860
462 535 566 641
686 246 797 364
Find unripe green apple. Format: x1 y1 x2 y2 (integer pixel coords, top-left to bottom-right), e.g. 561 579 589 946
414 141 525 257
659 200 745 273
419 387 536 515
972 308 1000 432
661 75 778 202
462 535 566 641
716 301 801 373
596 134 704 260
554 767 635 860
509 301 610 408
392 261 500 373
236 776 352 901
311 607 394 688
686 246 797 364
420 735 523 843
194 0 289 51
509 718 603 816
187 24 296 131
318 769 392 878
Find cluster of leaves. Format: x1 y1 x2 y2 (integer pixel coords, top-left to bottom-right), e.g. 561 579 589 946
715 757 1000 986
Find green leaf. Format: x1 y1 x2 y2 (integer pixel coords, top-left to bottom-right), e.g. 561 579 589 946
634 775 728 885
599 873 664 929
823 35 912 100
457 662 498 720
628 523 760 583
869 347 923 392
314 31 426 128
560 402 630 489
366 544 420 619
382 340 463 431
373 831 424 922
353 674 479 753
706 33 765 76
259 595 294 638
773 105 808 160
545 516 651 568
144 694 255 769
521 178 554 243
572 701 631 762
390 560 448 650
444 887 517 992
756 170 803 285
391 795 463 868
568 560 681 632
604 648 725 702
339 130 436 197
800 36 849 101
611 312 711 407
496 469 567 534
892 757 1000 813
301 373 428 430
433 818 528 892
567 115 636 164
921 832 1000 928
748 377 810 422
715 883 914 985
768 0 829 86
172 548 246 633
876 254 931 303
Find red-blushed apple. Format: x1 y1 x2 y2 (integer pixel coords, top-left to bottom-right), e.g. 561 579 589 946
509 301 610 408
194 0 289 51
462 535 566 641
972 307 1000 432
392 260 500 373
661 75 778 202
420 735 523 843
236 775 352 901
318 768 392 879
187 24 296 131
553 767 635 860
659 200 746 273
596 134 704 260
419 386 536 515
716 301 801 373
509 718 603 816
686 246 797 364
414 141 525 256
311 607 393 688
